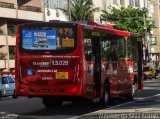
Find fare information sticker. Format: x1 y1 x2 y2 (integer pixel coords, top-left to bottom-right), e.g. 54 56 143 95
56 72 68 79
62 39 74 47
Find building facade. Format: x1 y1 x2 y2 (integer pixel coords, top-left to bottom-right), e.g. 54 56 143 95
44 0 67 21
0 0 44 74
148 0 160 54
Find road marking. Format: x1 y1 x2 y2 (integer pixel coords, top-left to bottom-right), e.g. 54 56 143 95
106 93 160 110
69 93 160 119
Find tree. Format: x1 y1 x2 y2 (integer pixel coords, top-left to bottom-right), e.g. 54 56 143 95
0 53 6 59
58 0 99 21
101 7 155 33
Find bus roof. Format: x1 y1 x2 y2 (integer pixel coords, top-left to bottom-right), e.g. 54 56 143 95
77 22 142 38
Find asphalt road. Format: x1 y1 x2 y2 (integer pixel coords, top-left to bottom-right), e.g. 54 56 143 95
0 78 160 119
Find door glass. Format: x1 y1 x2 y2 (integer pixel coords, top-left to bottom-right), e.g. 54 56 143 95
83 31 93 61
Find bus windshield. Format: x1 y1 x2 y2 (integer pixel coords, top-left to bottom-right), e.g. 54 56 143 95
22 27 75 51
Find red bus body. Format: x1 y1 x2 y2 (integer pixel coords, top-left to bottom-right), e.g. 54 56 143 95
15 21 143 106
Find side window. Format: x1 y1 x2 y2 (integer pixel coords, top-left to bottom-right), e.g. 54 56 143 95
2 77 8 84
117 37 126 60
7 76 15 83
102 40 118 61
127 37 138 60
109 41 118 61
101 35 127 61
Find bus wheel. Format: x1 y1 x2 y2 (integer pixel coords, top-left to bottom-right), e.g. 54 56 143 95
101 82 110 107
126 83 135 100
42 97 63 108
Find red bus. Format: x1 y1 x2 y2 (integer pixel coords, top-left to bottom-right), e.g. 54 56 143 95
15 21 143 107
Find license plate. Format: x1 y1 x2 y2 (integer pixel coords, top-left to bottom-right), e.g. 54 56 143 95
40 89 56 92
56 72 68 79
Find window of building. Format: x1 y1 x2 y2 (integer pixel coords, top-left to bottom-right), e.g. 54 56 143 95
113 0 118 5
148 4 154 13
135 0 140 7
45 0 65 9
129 0 134 6
120 0 125 5
8 24 16 35
9 46 15 59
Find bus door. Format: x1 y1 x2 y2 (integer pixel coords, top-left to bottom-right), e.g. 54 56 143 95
92 35 101 97
84 37 95 97
83 32 101 98
137 39 143 90
117 37 129 93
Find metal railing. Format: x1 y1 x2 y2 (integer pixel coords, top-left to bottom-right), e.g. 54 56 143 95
0 2 14 9
18 6 41 12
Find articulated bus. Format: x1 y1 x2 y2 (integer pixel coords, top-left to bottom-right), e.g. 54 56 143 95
15 21 143 107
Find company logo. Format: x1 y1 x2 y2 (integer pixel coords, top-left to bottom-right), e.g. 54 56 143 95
32 61 50 67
